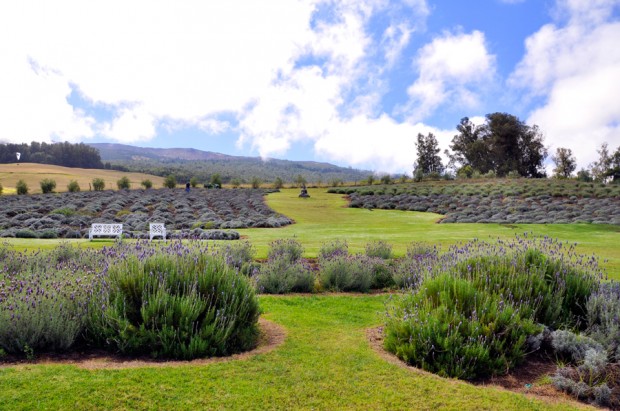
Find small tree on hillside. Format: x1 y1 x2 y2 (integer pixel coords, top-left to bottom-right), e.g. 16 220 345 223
141 179 153 189
40 178 56 194
190 177 199 188
380 174 392 185
273 177 283 189
0 182 3 195
414 132 444 178
294 174 307 188
67 180 81 192
591 143 612 182
552 147 577 178
117 176 131 190
16 179 28 195
92 178 105 191
231 178 241 188
251 177 261 189
210 173 222 187
366 174 375 185
163 175 177 189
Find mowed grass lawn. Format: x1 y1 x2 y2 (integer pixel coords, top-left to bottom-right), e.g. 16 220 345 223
238 188 620 279
0 296 588 410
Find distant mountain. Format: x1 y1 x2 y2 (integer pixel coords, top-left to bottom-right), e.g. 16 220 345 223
90 143 233 161
88 143 373 184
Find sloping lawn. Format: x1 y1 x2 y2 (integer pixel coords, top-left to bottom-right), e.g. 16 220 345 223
237 188 620 279
0 295 587 410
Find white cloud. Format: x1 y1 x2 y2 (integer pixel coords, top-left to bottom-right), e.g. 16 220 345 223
314 115 453 173
0 0 441 173
404 30 496 121
510 0 620 168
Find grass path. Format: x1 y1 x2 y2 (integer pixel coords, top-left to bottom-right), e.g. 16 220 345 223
237 188 620 279
0 296 588 410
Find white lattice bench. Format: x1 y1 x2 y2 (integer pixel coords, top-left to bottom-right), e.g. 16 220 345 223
149 223 166 240
89 223 123 241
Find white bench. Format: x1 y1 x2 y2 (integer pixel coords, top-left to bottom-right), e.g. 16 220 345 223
89 223 123 241
149 223 166 240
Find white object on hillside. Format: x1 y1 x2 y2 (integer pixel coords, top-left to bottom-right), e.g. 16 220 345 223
149 223 166 240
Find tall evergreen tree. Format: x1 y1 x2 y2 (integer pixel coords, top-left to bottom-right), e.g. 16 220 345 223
414 133 444 176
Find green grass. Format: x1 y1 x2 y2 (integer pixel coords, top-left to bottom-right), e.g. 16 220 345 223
0 295 585 410
236 189 620 279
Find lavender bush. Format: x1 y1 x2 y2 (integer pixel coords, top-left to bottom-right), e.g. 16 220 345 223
384 235 603 380
86 244 260 359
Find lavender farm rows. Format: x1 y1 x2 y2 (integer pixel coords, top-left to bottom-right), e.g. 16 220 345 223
330 179 620 224
0 188 292 239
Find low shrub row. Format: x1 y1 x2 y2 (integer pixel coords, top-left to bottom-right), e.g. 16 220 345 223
0 188 292 238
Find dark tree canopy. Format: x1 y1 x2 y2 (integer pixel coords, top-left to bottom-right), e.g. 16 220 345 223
448 113 548 178
414 132 444 176
0 141 103 169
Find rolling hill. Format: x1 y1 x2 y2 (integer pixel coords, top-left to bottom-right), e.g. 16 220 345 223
88 143 373 184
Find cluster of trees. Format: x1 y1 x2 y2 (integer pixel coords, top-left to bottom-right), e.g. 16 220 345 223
414 112 619 183
0 142 104 169
414 113 547 180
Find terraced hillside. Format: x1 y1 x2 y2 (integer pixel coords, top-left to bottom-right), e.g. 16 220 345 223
329 179 620 224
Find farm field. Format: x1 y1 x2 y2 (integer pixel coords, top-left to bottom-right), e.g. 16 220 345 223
0 295 587 410
0 163 166 194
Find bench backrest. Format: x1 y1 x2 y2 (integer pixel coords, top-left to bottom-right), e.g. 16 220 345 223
91 223 123 235
150 223 165 234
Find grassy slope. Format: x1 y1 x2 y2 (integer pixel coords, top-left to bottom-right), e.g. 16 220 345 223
0 163 166 194
0 296 588 410
238 188 620 279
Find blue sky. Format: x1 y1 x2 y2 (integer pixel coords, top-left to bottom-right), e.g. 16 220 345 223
1 0 619 174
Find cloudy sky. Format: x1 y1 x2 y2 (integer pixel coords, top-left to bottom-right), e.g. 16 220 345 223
1 0 619 174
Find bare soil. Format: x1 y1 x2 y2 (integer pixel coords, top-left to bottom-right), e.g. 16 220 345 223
0 318 285 370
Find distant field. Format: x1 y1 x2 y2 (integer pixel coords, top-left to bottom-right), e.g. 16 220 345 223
237 188 620 279
0 163 166 194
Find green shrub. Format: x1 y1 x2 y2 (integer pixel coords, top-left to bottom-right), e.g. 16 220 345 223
116 176 131 190
231 178 241 188
319 254 374 292
51 207 76 217
87 253 260 359
267 239 304 264
384 274 541 380
251 177 261 189
15 230 37 238
257 257 315 294
163 175 176 189
141 179 153 189
67 180 80 192
0 182 3 195
38 230 58 239
16 179 28 195
190 177 199 188
365 240 392 259
92 178 105 191
223 241 256 271
318 239 348 260
40 178 57 194
369 258 395 289
273 177 283 189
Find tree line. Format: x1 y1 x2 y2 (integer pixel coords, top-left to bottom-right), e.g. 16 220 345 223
0 141 104 169
414 112 620 182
